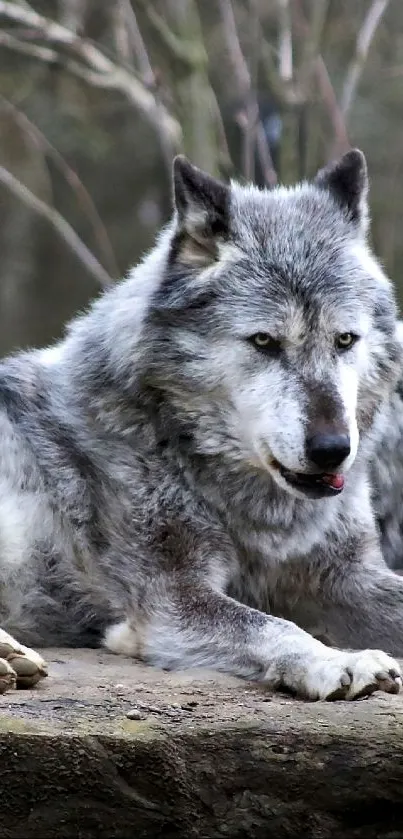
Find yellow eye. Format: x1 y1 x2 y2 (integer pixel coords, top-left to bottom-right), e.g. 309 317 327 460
250 333 282 353
336 332 357 351
253 333 273 347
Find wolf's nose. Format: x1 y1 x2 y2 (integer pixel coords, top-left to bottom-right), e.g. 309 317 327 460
306 433 351 470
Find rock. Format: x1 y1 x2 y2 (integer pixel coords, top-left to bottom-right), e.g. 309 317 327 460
126 707 143 720
1 648 403 838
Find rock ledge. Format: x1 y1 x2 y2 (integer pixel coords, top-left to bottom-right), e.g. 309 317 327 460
2 648 403 838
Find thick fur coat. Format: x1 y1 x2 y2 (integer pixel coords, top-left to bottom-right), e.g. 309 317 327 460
1 150 403 700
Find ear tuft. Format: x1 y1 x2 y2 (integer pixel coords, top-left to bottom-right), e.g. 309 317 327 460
314 149 368 228
171 157 230 267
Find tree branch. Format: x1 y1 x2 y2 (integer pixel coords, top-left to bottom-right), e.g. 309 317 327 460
277 0 293 82
113 0 132 65
315 55 350 155
340 0 390 118
119 2 175 178
292 0 350 159
123 0 154 84
0 0 181 146
217 0 277 186
134 0 205 70
0 28 56 62
0 166 113 288
0 95 119 278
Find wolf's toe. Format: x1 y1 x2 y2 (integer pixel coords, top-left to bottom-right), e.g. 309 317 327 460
374 668 402 695
0 657 17 694
9 653 47 688
324 668 352 701
0 629 47 689
344 651 402 699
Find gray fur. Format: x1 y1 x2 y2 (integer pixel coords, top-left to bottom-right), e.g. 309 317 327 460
1 149 403 700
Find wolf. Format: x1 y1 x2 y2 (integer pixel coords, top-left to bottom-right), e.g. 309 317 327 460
1 149 403 701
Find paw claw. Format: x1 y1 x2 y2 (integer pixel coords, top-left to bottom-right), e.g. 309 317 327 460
301 648 402 702
325 685 349 701
349 681 379 700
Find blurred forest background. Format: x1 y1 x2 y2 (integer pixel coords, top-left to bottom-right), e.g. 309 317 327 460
0 0 401 354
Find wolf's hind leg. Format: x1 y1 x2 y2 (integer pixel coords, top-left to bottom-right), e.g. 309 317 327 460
0 629 48 692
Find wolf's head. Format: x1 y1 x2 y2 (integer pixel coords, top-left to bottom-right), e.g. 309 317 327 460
145 151 401 500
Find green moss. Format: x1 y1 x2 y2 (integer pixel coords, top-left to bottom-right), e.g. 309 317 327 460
0 715 39 734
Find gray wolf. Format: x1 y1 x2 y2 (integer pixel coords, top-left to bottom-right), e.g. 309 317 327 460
1 149 403 701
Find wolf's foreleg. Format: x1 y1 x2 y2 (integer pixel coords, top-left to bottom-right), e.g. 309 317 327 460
104 578 401 701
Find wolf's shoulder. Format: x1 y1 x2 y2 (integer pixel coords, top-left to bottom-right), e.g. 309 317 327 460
0 350 57 423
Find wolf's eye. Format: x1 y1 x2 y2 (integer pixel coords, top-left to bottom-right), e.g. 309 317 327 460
249 333 282 353
336 332 358 351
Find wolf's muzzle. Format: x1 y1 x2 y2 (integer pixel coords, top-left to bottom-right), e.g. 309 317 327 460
306 433 351 471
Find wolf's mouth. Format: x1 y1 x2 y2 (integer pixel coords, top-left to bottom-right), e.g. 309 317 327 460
273 460 345 499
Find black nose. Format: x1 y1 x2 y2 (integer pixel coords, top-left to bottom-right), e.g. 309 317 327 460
306 433 351 471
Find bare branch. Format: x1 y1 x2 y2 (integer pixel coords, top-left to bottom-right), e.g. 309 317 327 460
121 3 177 178
113 0 132 65
217 0 250 98
277 0 293 82
292 0 350 158
315 56 350 155
296 0 329 94
256 123 278 187
340 0 390 118
217 0 277 186
0 0 181 146
123 0 154 84
135 0 205 68
258 27 302 105
210 84 232 173
0 95 119 278
0 166 113 288
244 0 260 181
0 31 125 94
0 28 56 62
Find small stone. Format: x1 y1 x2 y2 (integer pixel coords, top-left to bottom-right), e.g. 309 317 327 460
126 708 143 720
180 701 198 711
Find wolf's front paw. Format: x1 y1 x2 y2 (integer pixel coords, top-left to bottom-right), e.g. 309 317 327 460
0 629 47 693
302 649 401 701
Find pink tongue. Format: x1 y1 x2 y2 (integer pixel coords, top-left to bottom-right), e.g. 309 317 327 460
322 473 345 490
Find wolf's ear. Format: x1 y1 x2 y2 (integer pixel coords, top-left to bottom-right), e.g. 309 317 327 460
171 156 230 267
314 149 368 230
